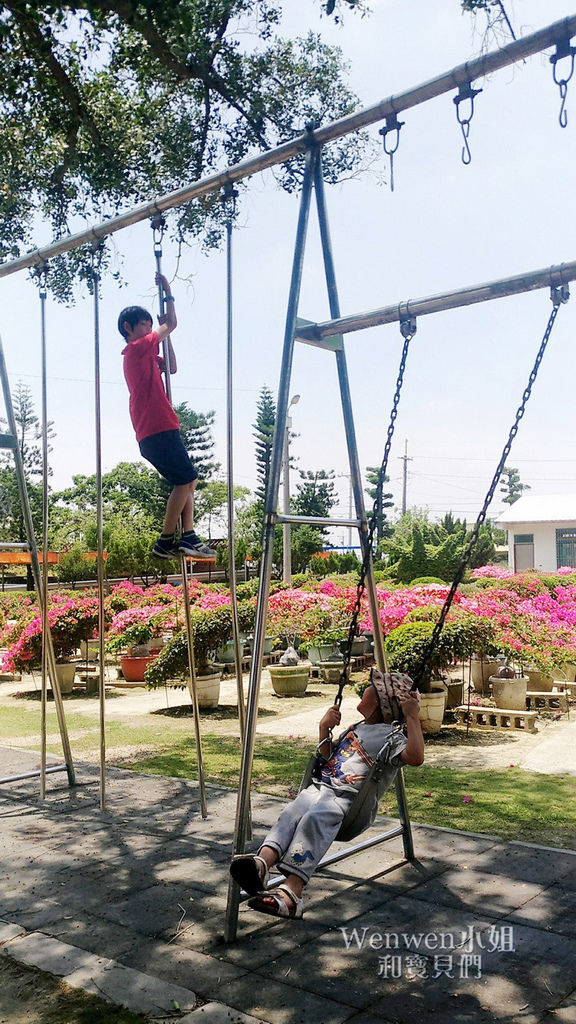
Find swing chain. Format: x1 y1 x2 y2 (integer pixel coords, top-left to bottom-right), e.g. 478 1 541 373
33 263 49 300
151 215 166 257
550 39 576 128
412 286 569 691
336 317 417 705
223 182 238 226
379 113 405 192
453 83 482 165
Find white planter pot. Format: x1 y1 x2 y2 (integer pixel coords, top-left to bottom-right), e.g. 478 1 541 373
524 668 554 692
418 686 447 735
490 675 528 711
189 671 221 708
471 658 502 694
53 661 76 694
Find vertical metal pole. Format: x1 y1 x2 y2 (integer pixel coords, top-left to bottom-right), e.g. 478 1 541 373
152 222 207 817
38 272 48 800
313 154 389 674
282 416 291 582
224 147 317 942
224 207 248 741
0 335 75 786
92 253 106 811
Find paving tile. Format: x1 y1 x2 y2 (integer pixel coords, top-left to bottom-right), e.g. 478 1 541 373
0 921 26 944
465 842 576 885
503 881 576 937
124 938 249 998
4 931 97 975
178 1003 269 1024
216 973 354 1024
65 959 197 1016
96 881 228 946
407 866 546 918
46 914 142 961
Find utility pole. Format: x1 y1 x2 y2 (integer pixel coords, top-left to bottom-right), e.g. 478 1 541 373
399 439 412 515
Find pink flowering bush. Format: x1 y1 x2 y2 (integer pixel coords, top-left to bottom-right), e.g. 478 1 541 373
2 596 103 673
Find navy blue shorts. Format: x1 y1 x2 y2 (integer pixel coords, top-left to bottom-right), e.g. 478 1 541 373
139 430 198 486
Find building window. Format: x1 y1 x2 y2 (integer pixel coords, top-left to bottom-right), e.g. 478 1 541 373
514 534 534 544
556 529 576 569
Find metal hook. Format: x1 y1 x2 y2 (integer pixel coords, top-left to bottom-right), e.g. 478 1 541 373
223 182 238 226
379 113 404 192
151 215 166 256
550 40 576 128
454 84 482 165
400 315 417 340
551 283 570 307
33 262 49 299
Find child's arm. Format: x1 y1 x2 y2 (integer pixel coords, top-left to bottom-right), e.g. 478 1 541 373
155 272 177 346
398 692 425 766
317 704 341 758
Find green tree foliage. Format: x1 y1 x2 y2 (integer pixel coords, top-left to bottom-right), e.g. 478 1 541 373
174 404 220 487
288 524 324 574
0 382 54 587
293 469 337 533
500 465 530 506
194 480 250 539
384 510 496 583
365 465 394 544
0 1 364 296
253 386 276 507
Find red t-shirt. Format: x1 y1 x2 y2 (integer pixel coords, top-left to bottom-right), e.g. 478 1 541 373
122 331 179 442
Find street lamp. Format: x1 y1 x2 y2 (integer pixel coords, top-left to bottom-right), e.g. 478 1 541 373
282 394 300 583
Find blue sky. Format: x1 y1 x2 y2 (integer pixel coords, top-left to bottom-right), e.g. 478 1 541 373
1 0 576 543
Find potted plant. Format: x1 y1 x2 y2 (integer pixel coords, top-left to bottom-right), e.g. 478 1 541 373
490 661 529 711
106 623 159 683
385 621 462 734
145 604 254 708
268 648 310 696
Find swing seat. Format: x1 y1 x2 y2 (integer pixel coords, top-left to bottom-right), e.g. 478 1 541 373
299 725 406 843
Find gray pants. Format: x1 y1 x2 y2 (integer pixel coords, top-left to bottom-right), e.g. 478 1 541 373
261 783 354 884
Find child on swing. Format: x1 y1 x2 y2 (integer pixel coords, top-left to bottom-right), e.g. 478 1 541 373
118 272 216 562
230 668 424 919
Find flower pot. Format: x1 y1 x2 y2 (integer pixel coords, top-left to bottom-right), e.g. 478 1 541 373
216 640 237 664
319 643 341 662
490 675 528 711
444 679 464 709
246 636 274 655
80 639 100 661
561 663 576 683
471 657 502 695
339 637 368 657
418 685 447 735
120 655 156 683
53 661 76 694
320 660 345 684
307 645 322 666
524 668 554 692
269 665 309 697
190 671 221 709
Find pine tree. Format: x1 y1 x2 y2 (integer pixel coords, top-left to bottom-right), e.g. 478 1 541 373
365 466 394 543
253 387 276 506
294 470 337 536
500 466 530 505
174 404 220 488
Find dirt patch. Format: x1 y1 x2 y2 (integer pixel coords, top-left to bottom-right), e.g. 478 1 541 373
0 957 148 1024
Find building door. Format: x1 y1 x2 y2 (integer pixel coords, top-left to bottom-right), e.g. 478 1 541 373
514 533 534 572
556 528 576 569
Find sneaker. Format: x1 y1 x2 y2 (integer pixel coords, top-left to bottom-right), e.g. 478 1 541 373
151 536 178 559
179 536 217 560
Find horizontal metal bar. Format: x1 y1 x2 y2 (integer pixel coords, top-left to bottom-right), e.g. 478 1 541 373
0 764 69 785
318 825 406 868
0 542 29 550
276 514 363 528
295 258 576 341
1 17 574 279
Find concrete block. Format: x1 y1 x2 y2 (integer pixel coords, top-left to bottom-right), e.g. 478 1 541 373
4 931 97 974
65 960 197 1016
0 921 26 944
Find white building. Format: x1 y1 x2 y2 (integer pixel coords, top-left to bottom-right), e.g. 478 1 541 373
496 495 576 573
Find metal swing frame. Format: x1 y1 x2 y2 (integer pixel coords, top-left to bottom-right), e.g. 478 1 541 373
0 13 572 912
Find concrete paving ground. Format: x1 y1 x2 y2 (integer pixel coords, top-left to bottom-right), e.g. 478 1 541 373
1 745 575 1024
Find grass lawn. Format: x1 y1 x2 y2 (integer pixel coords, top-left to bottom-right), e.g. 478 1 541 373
3 684 575 851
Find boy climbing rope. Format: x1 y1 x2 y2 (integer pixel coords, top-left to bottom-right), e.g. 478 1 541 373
230 668 424 919
119 273 216 561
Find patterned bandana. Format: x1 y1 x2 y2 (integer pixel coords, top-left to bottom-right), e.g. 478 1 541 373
371 667 419 723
